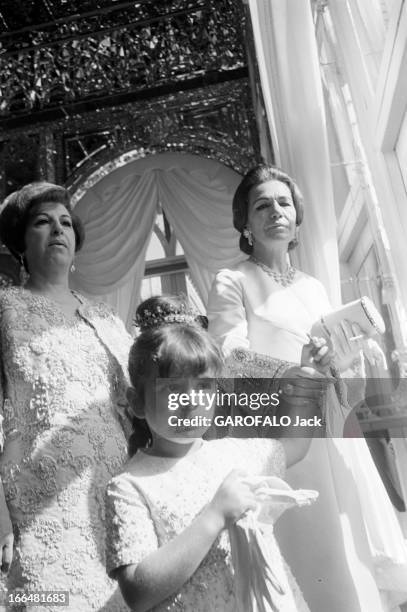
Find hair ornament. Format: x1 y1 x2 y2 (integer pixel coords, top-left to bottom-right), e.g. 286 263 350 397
134 303 201 332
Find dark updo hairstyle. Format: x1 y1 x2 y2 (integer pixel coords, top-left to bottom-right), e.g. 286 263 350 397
128 295 223 454
233 164 304 254
0 182 85 265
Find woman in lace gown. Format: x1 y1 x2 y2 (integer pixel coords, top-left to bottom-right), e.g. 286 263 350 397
0 183 132 611
207 164 407 612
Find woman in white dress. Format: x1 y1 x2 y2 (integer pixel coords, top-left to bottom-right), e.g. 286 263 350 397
207 164 407 612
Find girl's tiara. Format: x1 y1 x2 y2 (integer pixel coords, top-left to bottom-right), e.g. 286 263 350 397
134 304 206 332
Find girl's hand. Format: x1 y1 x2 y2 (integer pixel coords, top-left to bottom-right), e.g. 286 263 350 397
209 470 257 529
1 531 13 575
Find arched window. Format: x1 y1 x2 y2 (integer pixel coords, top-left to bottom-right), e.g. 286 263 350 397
140 205 205 313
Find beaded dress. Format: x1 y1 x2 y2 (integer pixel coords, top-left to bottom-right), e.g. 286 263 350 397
105 437 310 612
0 287 132 611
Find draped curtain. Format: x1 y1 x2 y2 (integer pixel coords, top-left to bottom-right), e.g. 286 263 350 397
72 0 343 324
71 154 244 328
247 0 342 305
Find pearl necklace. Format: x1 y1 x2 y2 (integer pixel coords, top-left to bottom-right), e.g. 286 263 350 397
249 255 296 287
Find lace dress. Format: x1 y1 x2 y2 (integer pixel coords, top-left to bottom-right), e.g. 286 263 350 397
105 438 310 612
0 287 132 611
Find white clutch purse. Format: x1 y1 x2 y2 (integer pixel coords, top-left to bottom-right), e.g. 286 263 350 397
320 296 385 338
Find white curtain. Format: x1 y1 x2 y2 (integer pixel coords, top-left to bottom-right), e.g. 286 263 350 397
71 154 244 328
247 0 342 305
71 167 157 328
158 166 243 299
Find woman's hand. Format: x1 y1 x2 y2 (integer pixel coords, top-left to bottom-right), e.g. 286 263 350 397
310 320 367 373
330 321 364 372
208 469 258 529
279 365 334 408
302 335 334 373
1 531 13 575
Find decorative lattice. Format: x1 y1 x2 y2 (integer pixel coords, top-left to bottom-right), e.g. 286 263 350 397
0 0 246 118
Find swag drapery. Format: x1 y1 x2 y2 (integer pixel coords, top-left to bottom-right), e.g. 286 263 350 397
72 0 343 325
71 153 244 328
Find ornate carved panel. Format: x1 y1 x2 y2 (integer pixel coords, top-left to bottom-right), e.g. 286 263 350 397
0 0 259 196
0 77 259 197
0 0 246 125
1 133 41 194
64 78 259 192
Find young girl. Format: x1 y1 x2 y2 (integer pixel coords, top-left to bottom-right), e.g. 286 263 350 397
105 296 331 612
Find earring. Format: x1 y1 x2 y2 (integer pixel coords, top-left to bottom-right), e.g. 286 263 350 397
243 228 253 246
289 227 299 250
19 254 29 286
70 263 76 273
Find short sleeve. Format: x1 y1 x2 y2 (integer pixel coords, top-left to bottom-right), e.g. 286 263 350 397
207 268 250 354
105 474 158 577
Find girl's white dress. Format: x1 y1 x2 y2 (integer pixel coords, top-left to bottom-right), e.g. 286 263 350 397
207 259 407 612
105 438 310 612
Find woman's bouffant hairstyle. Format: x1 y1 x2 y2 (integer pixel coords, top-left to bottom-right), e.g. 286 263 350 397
127 295 223 455
233 164 304 254
0 182 85 261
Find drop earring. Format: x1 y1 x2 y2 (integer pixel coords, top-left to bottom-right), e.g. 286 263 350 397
19 254 29 286
243 227 253 246
289 227 299 250
70 262 76 273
